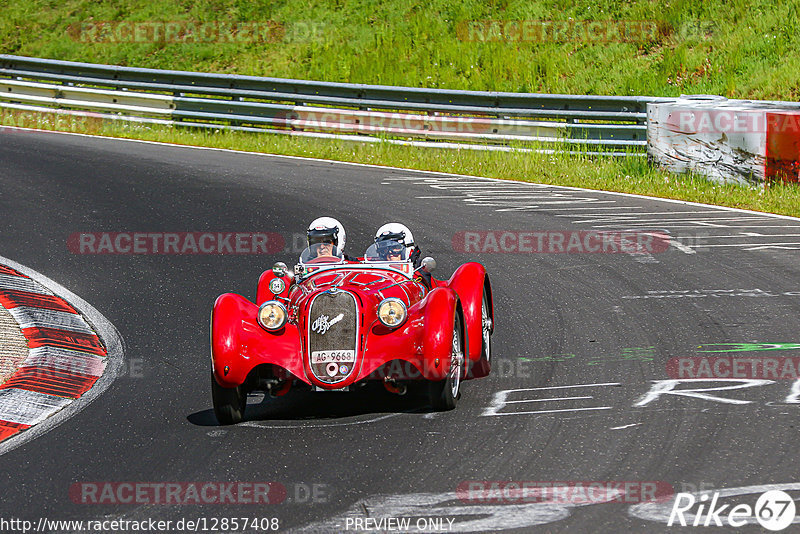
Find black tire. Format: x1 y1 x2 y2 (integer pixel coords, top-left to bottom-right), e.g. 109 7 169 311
211 373 246 425
429 312 465 411
480 285 492 364
468 283 494 378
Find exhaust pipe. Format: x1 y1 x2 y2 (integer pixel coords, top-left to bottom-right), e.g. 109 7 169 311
262 379 291 397
383 378 407 396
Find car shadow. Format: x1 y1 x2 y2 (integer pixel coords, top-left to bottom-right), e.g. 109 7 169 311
187 383 434 427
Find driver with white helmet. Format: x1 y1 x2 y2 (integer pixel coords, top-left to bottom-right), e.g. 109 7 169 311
306 216 348 259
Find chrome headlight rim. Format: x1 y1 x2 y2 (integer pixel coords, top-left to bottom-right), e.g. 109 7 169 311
377 297 407 328
257 300 288 331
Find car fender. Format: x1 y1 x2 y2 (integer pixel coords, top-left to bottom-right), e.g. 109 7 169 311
256 270 292 305
211 292 307 388
446 262 488 364
420 287 464 381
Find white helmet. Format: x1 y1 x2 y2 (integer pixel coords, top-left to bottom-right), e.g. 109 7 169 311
374 222 415 259
307 216 346 254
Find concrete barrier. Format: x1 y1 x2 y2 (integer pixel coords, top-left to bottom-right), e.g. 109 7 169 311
647 96 800 185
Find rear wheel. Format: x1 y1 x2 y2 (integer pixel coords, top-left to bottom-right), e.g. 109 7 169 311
211 373 246 425
429 313 465 411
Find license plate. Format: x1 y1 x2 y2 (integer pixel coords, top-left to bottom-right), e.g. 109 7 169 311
311 350 355 363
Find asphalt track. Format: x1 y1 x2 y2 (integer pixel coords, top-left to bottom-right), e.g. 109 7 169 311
1 129 800 533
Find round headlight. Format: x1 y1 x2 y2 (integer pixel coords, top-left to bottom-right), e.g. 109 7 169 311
378 298 407 328
258 301 287 330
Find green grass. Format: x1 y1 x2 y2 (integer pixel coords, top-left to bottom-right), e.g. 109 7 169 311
2 0 800 99
1 0 799 216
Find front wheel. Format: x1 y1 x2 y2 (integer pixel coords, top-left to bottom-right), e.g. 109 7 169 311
481 285 493 364
468 284 494 378
429 313 465 411
211 373 246 425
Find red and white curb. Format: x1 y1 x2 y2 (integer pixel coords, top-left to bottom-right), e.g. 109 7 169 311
0 257 122 452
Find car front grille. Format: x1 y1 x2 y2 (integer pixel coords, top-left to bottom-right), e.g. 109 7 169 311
307 290 358 384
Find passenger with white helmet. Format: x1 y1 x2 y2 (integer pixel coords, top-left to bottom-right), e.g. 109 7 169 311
304 216 347 261
374 223 419 264
373 223 430 288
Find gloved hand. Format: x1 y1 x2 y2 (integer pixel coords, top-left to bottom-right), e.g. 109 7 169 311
410 247 422 267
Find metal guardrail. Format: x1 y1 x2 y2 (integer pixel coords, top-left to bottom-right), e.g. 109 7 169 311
0 55 675 154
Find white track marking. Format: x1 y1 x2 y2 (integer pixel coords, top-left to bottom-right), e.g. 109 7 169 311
745 245 800 250
706 224 800 228
568 215 764 225
557 210 724 218
7 307 94 334
483 383 620 417
670 240 697 254
507 382 621 391
634 379 774 407
540 206 644 211
0 389 72 425
22 347 107 377
382 174 800 253
783 379 800 404
610 423 642 430
689 233 800 239
588 218 769 228
415 195 473 199
622 289 800 299
488 406 612 416
0 274 53 294
504 396 593 404
295 490 621 532
696 242 800 248
240 412 402 429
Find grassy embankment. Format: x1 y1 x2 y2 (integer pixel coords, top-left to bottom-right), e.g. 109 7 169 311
1 0 799 216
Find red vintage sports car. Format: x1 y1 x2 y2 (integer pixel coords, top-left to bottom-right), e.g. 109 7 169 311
210 242 494 424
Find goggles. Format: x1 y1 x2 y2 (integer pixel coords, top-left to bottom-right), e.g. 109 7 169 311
308 235 336 246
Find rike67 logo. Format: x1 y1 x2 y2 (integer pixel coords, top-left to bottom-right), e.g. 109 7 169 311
668 489 796 530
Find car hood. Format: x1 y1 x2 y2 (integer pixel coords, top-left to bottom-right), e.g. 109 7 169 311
290 267 421 309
